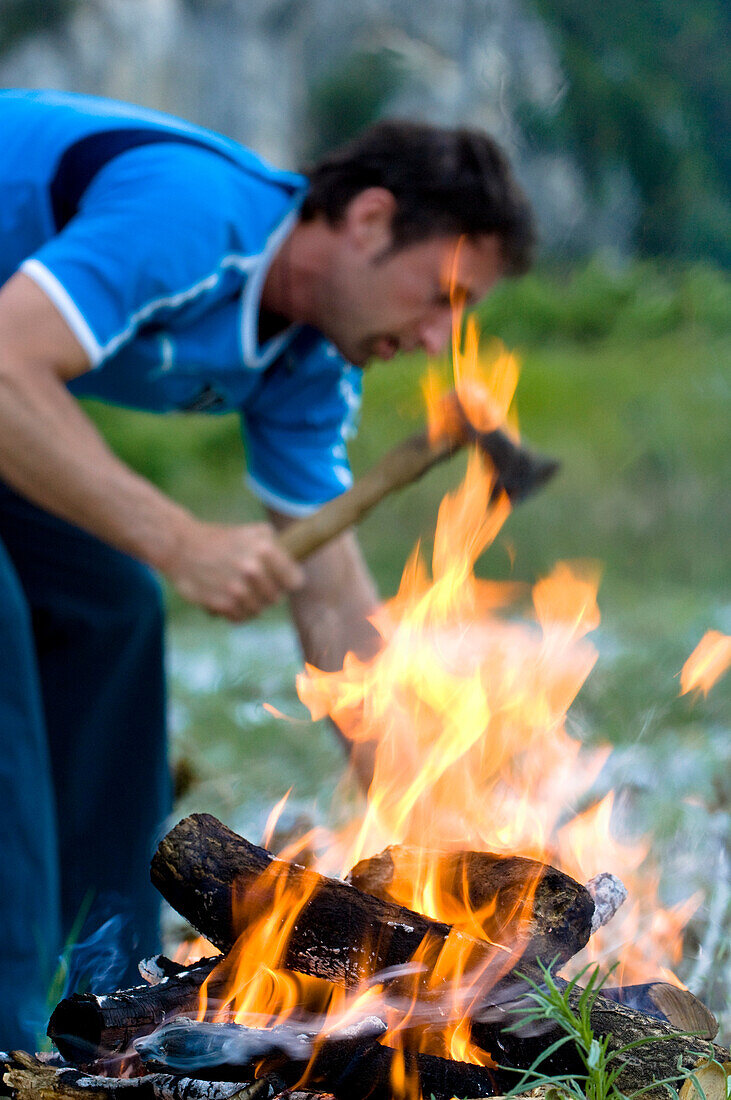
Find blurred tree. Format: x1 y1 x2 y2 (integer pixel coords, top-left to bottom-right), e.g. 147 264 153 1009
530 0 731 263
306 47 405 159
0 0 77 58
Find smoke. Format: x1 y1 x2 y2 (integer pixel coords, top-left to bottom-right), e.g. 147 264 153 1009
61 894 137 999
135 1014 387 1072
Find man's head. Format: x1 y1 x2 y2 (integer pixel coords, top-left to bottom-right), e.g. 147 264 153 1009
302 120 534 276
277 121 535 367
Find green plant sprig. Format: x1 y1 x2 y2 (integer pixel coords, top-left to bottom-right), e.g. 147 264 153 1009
495 960 721 1099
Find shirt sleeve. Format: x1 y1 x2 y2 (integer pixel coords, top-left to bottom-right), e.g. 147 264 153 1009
241 340 362 517
20 143 244 366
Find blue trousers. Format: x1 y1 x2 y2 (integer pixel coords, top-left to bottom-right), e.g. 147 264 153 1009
0 483 170 1052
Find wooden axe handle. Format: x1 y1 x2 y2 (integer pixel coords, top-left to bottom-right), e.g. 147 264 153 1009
278 428 453 561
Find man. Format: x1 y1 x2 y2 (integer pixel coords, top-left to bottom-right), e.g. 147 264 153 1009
0 89 534 1050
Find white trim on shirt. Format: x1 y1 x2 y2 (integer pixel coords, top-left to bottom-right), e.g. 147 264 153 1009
239 203 302 370
245 472 328 517
20 258 104 365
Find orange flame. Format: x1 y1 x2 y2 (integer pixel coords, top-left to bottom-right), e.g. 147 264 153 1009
186 311 699 1090
680 630 731 697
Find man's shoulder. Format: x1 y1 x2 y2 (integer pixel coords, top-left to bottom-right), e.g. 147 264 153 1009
1 89 306 200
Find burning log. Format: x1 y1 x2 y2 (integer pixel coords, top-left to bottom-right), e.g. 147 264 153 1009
49 814 728 1094
48 959 220 1063
150 815 593 981
345 845 595 966
134 1016 509 1099
147 815 729 1091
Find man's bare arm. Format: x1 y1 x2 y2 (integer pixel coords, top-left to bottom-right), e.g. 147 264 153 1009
0 272 303 619
268 511 381 787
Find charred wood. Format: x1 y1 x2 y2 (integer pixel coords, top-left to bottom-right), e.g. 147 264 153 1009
134 1017 508 1100
0 1050 268 1099
148 815 728 1094
345 845 595 966
151 815 591 988
585 872 627 932
151 815 459 982
134 1014 388 1074
47 959 221 1063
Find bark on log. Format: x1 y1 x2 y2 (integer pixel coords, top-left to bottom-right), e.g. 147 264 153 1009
346 845 594 966
151 815 590 986
47 960 220 1063
148 815 729 1095
562 990 728 1097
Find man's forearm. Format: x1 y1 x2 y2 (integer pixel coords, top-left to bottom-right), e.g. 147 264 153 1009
269 516 380 670
0 356 194 570
0 275 303 620
269 515 381 788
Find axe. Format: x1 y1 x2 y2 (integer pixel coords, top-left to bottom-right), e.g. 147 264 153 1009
278 392 559 561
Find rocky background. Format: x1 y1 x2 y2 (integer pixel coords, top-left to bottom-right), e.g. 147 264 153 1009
1 0 728 264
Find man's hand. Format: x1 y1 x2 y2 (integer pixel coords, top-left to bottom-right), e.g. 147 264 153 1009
0 273 305 621
166 519 304 621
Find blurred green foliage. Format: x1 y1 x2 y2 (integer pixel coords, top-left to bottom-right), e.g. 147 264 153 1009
306 48 406 159
529 0 731 263
0 0 77 57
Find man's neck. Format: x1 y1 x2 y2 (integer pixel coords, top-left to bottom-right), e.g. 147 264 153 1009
261 217 334 329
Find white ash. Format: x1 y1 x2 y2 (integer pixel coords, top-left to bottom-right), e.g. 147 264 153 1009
139 955 174 986
587 872 628 934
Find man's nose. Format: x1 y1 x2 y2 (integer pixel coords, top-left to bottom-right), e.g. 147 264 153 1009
419 307 453 357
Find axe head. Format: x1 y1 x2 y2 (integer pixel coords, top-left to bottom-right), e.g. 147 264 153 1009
442 393 559 503
472 425 560 503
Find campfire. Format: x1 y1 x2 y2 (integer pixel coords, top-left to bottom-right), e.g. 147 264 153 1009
4 315 729 1100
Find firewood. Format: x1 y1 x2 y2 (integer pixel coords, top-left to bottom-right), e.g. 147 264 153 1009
151 816 591 985
0 1049 268 1098
562 989 728 1096
148 815 729 1094
134 1016 508 1099
47 959 220 1063
47 815 729 1093
599 981 718 1039
345 845 595 966
133 1013 388 1075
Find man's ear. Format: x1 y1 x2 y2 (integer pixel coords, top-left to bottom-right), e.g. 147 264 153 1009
342 187 397 258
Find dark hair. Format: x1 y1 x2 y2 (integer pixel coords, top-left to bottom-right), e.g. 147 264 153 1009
301 120 535 275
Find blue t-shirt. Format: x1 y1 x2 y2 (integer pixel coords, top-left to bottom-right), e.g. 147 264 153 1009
0 89 361 516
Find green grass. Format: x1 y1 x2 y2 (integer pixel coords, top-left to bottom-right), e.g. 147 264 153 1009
499 961 724 1098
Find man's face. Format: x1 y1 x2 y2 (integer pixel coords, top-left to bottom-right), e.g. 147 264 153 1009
315 192 505 367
